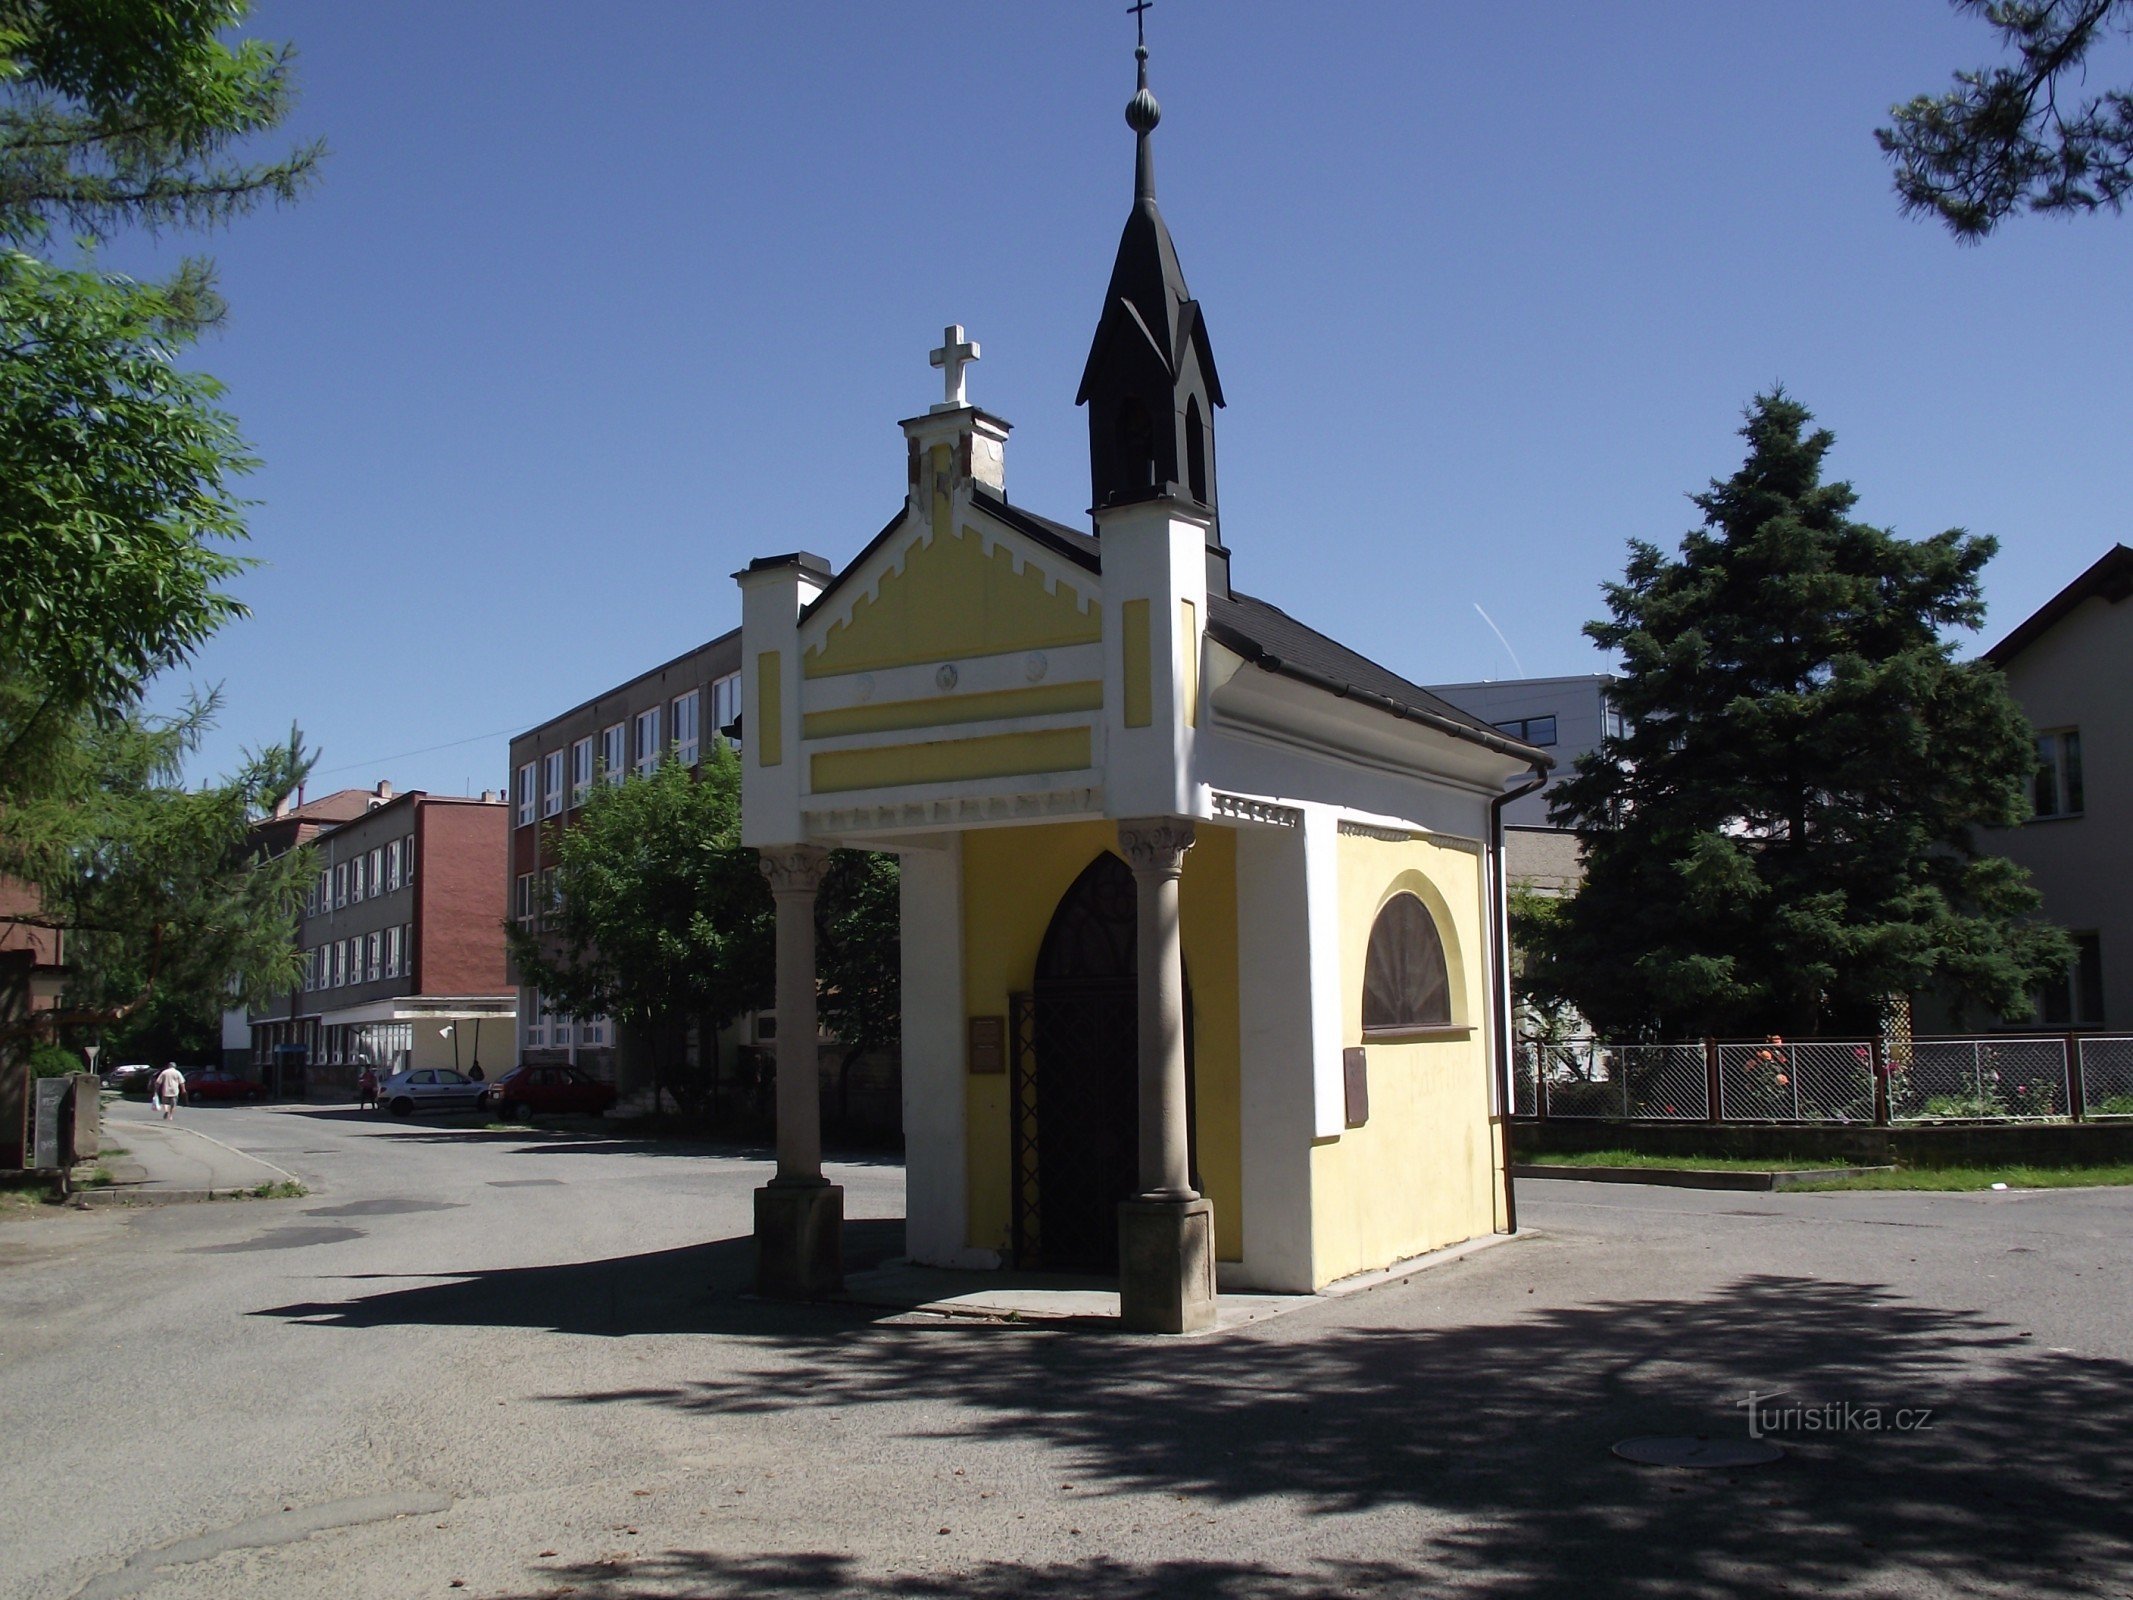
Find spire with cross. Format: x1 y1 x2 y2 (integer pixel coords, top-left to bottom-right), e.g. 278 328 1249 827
1129 0 1152 50
928 324 979 413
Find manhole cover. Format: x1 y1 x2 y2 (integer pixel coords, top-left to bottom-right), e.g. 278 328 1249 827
1613 1436 1785 1468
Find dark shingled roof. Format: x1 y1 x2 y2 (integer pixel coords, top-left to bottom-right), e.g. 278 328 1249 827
1209 590 1553 767
1984 544 2133 667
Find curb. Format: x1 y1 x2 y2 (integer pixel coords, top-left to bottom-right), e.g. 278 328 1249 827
74 1185 302 1207
1513 1162 1894 1191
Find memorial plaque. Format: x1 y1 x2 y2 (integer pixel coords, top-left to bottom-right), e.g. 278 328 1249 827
1343 1047 1369 1128
967 1015 1006 1075
31 1076 68 1171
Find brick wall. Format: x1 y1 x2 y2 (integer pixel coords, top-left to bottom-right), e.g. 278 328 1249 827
414 799 510 996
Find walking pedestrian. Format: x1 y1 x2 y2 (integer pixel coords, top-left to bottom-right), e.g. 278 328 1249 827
152 1061 186 1120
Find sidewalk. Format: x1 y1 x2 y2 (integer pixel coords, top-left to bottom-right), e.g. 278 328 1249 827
84 1100 304 1204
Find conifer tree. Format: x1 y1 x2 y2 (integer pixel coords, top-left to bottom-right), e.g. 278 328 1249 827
1535 392 2070 1039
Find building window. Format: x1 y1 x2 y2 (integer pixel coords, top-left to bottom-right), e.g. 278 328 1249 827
1361 892 1453 1034
401 923 413 981
385 839 401 891
673 690 700 766
2038 932 2105 1027
634 706 662 777
515 872 536 924
1602 700 1630 742
306 877 318 916
571 736 593 803
404 834 416 885
542 749 565 818
1492 715 1558 747
333 862 348 908
525 989 548 1050
712 672 742 746
516 761 537 825
316 869 328 913
601 721 626 786
554 1013 574 1048
369 846 383 895
582 1014 610 1048
385 924 402 978
333 940 346 988
354 854 368 902
2032 729 2083 820
367 931 381 982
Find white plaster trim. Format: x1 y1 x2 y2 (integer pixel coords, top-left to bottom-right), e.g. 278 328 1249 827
1302 803 1348 1140
1212 792 1303 828
1337 819 1421 843
802 641 1106 709
801 708 1098 756
1206 701 1511 802
804 784 1105 837
898 840 968 1267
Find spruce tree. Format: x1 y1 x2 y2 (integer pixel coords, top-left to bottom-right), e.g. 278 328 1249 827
1536 391 2070 1040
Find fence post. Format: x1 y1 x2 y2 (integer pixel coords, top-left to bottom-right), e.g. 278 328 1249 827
2067 1033 2086 1123
1872 1035 1890 1127
1537 1050 1549 1122
1704 1037 1722 1124
1620 1048 1632 1120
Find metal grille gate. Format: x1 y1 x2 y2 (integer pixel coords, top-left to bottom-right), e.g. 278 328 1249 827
1008 983 1140 1270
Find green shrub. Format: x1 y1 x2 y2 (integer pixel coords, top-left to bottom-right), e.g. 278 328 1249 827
27 1044 80 1079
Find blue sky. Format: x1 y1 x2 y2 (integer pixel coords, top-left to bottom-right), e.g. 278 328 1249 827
127 2 2133 797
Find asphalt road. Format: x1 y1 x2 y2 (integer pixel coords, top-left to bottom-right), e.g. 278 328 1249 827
3 1103 2129 1599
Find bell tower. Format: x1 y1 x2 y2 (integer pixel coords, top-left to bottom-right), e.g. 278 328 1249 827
1077 24 1226 554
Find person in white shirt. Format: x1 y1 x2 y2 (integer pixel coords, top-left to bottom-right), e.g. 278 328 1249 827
151 1062 185 1120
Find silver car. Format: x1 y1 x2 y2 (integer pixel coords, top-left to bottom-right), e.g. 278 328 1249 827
376 1067 491 1118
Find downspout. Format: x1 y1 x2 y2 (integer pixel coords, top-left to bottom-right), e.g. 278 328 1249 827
1490 764 1550 1235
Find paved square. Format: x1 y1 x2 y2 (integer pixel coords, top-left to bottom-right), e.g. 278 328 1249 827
5 1101 2128 1598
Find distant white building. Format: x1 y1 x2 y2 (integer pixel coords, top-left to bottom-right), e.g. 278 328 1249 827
1424 674 1620 894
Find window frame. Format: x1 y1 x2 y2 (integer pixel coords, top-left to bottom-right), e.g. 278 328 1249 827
601 721 627 786
571 736 593 803
2031 728 2084 821
542 749 565 818
516 761 537 826
634 706 662 777
1359 890 1462 1040
673 689 701 767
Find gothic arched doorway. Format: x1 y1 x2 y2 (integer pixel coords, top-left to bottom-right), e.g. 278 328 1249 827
1009 851 1193 1271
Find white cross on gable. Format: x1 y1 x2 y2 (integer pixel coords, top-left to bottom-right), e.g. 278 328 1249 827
929 324 980 411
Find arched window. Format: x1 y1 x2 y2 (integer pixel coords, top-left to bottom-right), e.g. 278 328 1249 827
1185 395 1208 505
1362 892 1452 1033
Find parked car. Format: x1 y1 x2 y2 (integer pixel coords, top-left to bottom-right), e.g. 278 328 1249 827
488 1064 618 1120
184 1069 272 1104
376 1067 491 1118
103 1063 155 1094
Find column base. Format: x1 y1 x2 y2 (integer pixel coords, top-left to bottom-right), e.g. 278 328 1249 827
1117 1195 1217 1334
754 1181 844 1299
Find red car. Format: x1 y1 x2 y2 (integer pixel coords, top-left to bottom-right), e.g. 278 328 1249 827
488 1064 617 1120
185 1069 272 1104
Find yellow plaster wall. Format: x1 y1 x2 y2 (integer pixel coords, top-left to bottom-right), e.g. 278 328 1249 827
1310 833 1503 1286
960 821 1243 1263
804 523 1101 680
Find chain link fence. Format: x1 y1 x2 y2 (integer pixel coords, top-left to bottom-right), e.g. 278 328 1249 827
2079 1038 2133 1117
1513 1033 2133 1124
1891 1037 2070 1121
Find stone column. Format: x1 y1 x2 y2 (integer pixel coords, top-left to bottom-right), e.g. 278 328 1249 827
1117 817 1217 1333
753 843 842 1297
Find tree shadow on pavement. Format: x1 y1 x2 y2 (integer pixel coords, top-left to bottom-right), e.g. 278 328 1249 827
497 1551 1426 1600
252 1222 906 1339
532 1273 2131 1598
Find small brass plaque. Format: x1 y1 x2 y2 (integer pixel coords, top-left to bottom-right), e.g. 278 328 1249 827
968 1015 1006 1075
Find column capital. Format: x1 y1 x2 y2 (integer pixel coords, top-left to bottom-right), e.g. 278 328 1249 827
1119 817 1196 875
759 843 832 896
